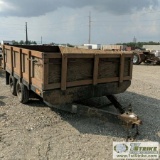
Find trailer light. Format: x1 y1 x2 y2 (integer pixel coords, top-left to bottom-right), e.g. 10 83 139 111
35 89 41 95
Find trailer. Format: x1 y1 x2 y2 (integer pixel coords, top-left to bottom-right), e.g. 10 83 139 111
2 45 141 140
133 50 160 65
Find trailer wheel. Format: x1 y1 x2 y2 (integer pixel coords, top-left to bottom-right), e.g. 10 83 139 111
16 81 29 104
9 75 17 96
6 72 10 85
133 53 141 65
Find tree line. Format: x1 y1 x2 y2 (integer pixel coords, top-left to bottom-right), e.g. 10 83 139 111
116 41 160 48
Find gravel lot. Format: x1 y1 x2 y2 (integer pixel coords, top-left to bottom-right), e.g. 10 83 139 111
0 64 160 160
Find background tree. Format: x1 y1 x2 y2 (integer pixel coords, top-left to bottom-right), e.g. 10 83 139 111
117 41 160 49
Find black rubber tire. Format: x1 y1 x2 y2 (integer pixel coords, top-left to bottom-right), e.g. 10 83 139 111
16 81 29 104
9 75 17 96
133 53 141 65
6 71 10 85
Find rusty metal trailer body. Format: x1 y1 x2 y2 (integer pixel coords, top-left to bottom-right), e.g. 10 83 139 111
2 45 133 105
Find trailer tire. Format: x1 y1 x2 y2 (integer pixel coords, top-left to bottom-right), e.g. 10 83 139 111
6 72 10 85
9 75 17 96
16 81 29 104
133 53 141 65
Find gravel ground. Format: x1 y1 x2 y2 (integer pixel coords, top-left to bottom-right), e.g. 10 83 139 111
0 64 160 160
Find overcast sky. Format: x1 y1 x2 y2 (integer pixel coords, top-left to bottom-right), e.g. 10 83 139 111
0 0 160 45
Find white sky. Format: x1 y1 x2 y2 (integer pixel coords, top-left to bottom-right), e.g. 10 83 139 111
0 0 160 45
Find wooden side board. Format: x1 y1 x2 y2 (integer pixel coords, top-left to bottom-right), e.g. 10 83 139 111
3 45 133 93
3 45 43 90
0 57 2 67
43 52 133 91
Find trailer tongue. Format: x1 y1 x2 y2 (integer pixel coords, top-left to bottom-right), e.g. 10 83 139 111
45 94 141 141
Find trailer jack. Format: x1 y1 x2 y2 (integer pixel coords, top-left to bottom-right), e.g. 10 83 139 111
118 111 142 141
74 95 142 141
106 95 142 141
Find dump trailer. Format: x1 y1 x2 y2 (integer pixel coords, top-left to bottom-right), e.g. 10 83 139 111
2 45 141 139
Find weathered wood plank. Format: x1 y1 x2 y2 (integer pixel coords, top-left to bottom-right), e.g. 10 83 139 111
33 58 43 80
124 57 130 77
65 54 94 58
4 45 12 50
129 55 133 79
48 58 61 84
22 73 28 82
22 54 25 73
44 53 61 59
93 55 99 85
22 49 29 55
123 76 132 80
61 55 68 90
67 79 93 87
31 78 42 89
10 47 13 74
31 57 34 78
43 58 49 87
67 58 93 82
98 58 120 79
12 47 22 52
28 51 31 84
43 83 61 90
98 54 120 58
119 54 125 83
31 51 43 58
98 77 119 83
2 46 6 69
19 49 22 78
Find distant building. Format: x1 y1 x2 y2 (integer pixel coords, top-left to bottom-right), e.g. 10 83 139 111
143 45 160 51
75 44 101 50
83 44 101 50
101 45 127 51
